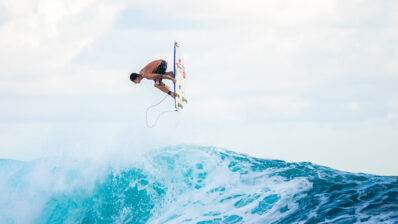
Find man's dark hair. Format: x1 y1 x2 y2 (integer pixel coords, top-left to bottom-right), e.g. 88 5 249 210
130 73 139 82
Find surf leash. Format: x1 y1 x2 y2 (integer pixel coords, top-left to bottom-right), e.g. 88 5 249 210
145 95 177 128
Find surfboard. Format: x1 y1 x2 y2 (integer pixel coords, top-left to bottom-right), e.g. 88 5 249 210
173 41 187 111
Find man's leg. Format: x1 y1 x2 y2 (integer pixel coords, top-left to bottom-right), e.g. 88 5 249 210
154 83 175 98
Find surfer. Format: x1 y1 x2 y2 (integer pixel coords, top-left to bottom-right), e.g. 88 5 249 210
130 60 176 98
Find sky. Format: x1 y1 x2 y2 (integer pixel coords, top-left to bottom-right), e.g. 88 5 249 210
0 0 397 175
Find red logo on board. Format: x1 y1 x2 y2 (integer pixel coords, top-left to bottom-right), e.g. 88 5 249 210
176 58 185 79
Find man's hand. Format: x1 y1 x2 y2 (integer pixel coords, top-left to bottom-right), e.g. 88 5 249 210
165 71 175 83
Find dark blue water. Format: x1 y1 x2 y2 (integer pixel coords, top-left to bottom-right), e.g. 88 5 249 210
0 145 397 223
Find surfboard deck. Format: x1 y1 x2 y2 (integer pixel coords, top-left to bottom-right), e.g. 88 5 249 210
173 41 187 111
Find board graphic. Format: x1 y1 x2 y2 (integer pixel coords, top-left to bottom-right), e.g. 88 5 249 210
173 41 187 111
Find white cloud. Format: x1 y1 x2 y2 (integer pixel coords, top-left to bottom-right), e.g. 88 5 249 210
189 97 248 123
387 100 398 119
0 0 123 78
0 68 130 94
387 112 398 120
348 102 360 111
263 95 312 116
388 99 398 110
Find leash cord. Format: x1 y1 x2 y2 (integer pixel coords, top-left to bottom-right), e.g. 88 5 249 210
145 95 177 128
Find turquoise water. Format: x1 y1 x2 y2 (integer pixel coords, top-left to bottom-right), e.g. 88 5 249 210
0 145 397 223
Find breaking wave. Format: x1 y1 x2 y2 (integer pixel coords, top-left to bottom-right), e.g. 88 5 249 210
0 145 397 223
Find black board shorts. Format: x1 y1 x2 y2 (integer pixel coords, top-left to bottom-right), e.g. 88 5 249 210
154 60 167 85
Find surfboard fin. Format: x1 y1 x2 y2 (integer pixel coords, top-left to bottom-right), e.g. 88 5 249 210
178 103 183 109
182 97 188 103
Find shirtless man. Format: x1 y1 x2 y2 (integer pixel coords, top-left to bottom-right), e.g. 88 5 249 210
130 59 176 98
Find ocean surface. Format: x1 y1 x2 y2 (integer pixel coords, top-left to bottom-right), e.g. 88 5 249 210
0 145 397 224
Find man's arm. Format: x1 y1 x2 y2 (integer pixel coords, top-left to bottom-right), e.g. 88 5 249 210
165 71 174 76
153 73 176 83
